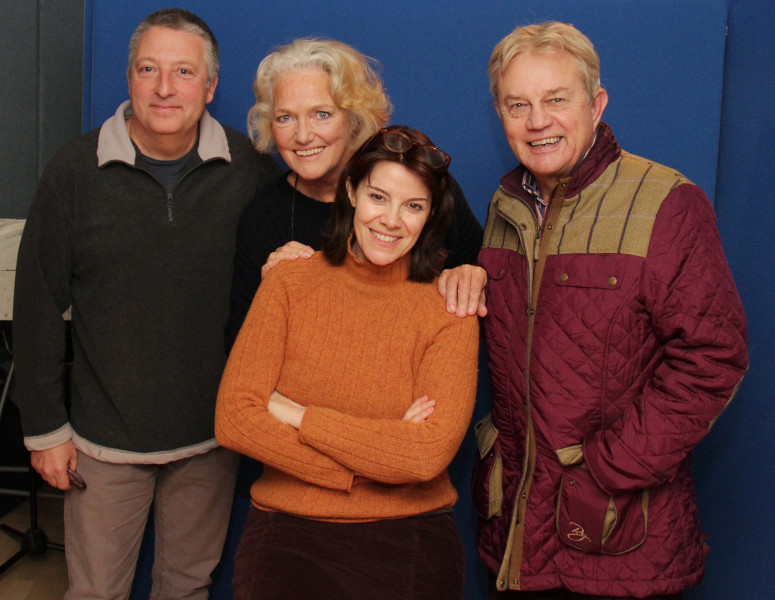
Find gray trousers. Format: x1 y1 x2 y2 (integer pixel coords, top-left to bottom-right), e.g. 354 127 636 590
63 447 238 600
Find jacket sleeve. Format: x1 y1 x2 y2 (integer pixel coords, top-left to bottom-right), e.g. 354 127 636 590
297 314 479 484
443 174 484 268
583 184 748 494
215 268 355 491
13 161 74 450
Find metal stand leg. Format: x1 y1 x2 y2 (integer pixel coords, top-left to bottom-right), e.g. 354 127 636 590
0 359 65 576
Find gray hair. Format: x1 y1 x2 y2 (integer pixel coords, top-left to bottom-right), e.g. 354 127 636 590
489 22 601 103
127 8 219 85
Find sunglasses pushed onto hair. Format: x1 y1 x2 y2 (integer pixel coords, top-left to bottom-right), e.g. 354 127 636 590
376 128 451 171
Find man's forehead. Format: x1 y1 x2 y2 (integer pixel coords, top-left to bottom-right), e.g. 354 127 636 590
134 26 205 57
498 50 584 95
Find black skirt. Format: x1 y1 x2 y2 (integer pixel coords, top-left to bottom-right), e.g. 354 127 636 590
233 507 464 600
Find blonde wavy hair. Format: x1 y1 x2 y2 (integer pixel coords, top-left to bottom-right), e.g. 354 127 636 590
247 39 392 153
489 22 601 103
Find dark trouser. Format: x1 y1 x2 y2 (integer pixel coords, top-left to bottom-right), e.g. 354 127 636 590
234 508 464 600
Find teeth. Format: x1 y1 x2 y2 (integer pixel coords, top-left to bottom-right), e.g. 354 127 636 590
296 147 324 157
372 230 398 242
529 137 560 147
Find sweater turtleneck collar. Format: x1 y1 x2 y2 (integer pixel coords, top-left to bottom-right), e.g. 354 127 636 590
343 234 411 286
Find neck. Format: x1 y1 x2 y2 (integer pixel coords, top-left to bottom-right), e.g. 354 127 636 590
127 119 197 161
537 179 557 202
288 171 338 203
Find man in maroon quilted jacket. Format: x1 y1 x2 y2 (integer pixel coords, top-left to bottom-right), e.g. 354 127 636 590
473 21 749 599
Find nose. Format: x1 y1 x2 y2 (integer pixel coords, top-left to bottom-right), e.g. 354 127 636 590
380 204 401 229
526 104 551 130
155 71 174 98
294 117 314 144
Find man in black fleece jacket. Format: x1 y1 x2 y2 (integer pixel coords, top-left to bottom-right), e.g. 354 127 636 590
12 8 279 598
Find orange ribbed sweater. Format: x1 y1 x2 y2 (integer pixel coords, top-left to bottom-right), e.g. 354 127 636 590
215 250 479 522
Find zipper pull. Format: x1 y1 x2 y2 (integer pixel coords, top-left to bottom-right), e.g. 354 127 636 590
166 193 173 222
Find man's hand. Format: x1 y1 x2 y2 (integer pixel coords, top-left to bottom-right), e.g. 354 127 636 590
437 265 487 317
261 242 315 279
30 440 78 490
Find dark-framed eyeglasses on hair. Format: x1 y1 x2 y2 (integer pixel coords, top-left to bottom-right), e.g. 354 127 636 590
377 128 451 170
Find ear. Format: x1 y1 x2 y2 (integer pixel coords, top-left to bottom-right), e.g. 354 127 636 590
590 88 608 128
346 179 356 207
205 75 219 104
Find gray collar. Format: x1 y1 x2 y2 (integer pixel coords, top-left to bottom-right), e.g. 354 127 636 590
96 100 231 167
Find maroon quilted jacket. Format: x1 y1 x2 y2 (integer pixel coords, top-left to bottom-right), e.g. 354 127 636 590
475 124 748 597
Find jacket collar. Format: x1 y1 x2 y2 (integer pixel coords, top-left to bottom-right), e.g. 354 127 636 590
96 100 231 167
499 122 622 198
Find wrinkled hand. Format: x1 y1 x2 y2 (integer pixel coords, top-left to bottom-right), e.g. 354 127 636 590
268 390 307 430
402 395 436 423
437 265 487 317
261 241 315 278
31 440 78 490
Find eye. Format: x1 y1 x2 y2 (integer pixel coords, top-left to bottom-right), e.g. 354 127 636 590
274 114 292 124
507 102 528 115
407 202 427 212
316 111 331 119
550 97 564 103
179 68 191 75
369 193 385 202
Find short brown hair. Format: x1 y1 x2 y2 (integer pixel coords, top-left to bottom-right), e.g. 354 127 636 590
323 126 453 283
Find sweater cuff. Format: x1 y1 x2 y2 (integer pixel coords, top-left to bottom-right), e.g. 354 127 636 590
24 422 73 452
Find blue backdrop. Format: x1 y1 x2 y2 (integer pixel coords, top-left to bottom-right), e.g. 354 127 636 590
81 1 773 598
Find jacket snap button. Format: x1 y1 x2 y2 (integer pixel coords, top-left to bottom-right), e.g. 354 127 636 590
498 268 504 276
569 480 576 486
608 276 618 286
560 273 568 282
513 578 519 585
520 223 527 230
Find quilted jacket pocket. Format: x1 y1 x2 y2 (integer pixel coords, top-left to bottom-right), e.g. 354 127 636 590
556 463 648 555
472 413 503 519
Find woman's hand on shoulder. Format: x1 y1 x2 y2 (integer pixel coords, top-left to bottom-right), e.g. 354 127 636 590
261 241 315 278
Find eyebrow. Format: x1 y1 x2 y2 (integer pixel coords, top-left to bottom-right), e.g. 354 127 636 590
503 86 573 101
272 103 337 114
544 86 572 97
364 184 429 203
365 184 391 197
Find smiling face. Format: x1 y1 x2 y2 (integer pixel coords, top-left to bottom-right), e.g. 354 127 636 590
496 49 607 198
271 68 355 202
347 161 431 267
127 26 216 159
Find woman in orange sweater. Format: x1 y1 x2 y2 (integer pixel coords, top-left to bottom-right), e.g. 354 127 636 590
215 126 479 600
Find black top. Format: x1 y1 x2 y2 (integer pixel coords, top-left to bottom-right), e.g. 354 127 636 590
225 171 483 350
